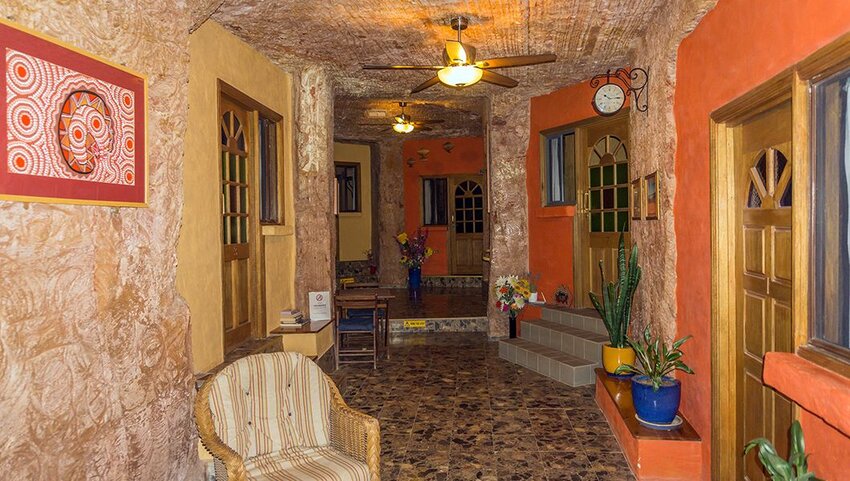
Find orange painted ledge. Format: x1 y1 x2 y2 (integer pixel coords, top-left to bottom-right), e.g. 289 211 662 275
537 205 576 218
763 352 850 437
595 369 702 481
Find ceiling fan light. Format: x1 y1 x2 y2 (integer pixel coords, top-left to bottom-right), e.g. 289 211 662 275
393 122 415 134
437 65 483 88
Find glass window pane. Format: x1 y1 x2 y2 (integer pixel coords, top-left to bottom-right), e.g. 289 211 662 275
603 188 615 209
616 163 629 184
590 190 601 210
590 167 601 188
230 217 238 244
617 187 629 209
617 212 629 232
475 221 483 233
590 213 602 232
547 135 564 204
229 153 237 182
240 217 247 243
780 180 792 207
603 165 615 186
474 197 482 208
603 212 616 232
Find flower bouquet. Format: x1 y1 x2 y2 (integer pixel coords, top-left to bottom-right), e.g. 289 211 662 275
397 228 434 289
494 275 532 338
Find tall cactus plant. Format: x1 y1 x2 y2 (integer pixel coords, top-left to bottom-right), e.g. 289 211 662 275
588 232 642 348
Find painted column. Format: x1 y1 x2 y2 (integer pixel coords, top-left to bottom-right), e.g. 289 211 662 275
487 92 532 338
377 138 406 287
294 66 336 310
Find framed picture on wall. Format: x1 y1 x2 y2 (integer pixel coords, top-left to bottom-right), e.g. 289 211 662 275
0 19 147 206
645 171 660 220
631 177 643 220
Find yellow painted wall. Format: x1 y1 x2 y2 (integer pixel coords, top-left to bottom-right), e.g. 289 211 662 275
179 21 296 373
335 142 372 261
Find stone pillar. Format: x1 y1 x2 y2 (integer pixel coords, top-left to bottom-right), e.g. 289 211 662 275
376 138 406 287
486 92 532 338
294 66 336 310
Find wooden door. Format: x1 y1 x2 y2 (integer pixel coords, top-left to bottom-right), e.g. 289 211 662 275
735 101 794 481
220 96 254 352
575 115 630 306
450 175 485 275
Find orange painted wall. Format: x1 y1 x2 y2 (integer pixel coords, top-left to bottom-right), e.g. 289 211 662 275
674 0 850 478
524 80 598 319
402 136 485 276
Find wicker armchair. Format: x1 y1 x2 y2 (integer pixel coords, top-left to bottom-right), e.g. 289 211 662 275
195 352 380 481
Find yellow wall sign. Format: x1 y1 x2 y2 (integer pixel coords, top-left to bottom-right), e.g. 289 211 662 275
403 320 427 329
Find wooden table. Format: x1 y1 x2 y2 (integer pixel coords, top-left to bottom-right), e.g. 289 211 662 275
270 319 334 359
334 288 395 302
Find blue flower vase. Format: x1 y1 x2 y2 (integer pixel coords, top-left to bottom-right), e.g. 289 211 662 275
631 375 681 424
408 267 422 290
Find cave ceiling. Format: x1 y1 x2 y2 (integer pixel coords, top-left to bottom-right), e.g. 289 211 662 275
193 0 671 138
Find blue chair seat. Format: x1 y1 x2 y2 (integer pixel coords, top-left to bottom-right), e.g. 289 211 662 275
338 318 374 332
347 308 387 319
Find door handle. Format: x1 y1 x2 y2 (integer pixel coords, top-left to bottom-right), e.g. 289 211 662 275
580 191 590 214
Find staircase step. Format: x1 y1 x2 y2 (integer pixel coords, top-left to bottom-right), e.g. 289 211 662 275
521 319 609 365
541 305 608 336
498 338 596 387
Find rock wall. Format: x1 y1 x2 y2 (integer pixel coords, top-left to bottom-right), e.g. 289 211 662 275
377 138 407 287
486 92 532 337
294 66 336 310
628 0 717 340
0 2 199 480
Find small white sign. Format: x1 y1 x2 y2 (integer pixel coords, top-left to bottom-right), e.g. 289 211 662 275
308 291 331 321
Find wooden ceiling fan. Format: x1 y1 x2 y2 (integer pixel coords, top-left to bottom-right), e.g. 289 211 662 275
358 102 444 133
363 16 556 93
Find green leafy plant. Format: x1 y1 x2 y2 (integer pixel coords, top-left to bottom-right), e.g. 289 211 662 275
588 232 642 348
744 421 821 481
615 326 694 390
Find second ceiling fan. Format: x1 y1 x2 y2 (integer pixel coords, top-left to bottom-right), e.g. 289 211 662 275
363 16 556 93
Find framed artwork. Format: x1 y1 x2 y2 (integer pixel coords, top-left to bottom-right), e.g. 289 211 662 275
0 19 147 206
631 177 643 220
645 171 660 220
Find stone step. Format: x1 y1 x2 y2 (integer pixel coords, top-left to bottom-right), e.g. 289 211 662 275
422 275 483 288
541 305 608 336
498 338 596 387
520 319 609 366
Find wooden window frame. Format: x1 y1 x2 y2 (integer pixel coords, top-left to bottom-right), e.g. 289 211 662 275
542 129 577 207
421 176 448 226
335 162 360 213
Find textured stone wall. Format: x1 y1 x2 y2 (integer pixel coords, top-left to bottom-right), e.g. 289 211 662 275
376 138 407 287
0 2 199 480
628 0 717 340
486 92 532 337
294 66 336 310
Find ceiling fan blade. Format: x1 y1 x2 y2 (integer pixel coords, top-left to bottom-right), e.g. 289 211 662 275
480 70 519 88
414 119 445 125
362 64 443 70
443 41 476 65
411 76 441 94
475 54 556 69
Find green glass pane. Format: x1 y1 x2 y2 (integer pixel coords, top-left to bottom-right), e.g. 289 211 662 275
240 217 247 243
603 188 615 209
590 213 602 232
590 190 601 209
240 187 248 214
229 154 237 182
229 186 238 213
221 151 227 180
617 187 629 208
617 212 629 232
223 218 228 244
230 217 238 244
590 167 601 188
616 163 629 184
603 165 615 186
239 156 247 183
603 212 616 232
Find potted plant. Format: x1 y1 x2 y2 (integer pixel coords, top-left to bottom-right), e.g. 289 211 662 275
615 326 694 425
554 284 571 306
588 232 642 374
745 420 821 481
364 249 377 276
397 229 433 290
494 275 531 338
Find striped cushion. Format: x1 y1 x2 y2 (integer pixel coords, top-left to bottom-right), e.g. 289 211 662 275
207 352 332 459
244 446 370 481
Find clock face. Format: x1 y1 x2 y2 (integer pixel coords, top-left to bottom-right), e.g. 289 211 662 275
593 83 626 115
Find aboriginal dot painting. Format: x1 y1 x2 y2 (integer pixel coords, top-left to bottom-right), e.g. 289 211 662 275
6 49 136 185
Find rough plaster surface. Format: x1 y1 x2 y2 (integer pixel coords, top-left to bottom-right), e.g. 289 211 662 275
486 92 532 337
628 0 717 341
0 2 199 480
294 66 337 310
375 138 407 287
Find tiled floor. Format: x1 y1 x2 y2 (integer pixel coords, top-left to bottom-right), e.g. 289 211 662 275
387 287 488 319
329 333 635 481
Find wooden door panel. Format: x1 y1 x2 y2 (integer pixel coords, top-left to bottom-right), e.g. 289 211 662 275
450 176 485 275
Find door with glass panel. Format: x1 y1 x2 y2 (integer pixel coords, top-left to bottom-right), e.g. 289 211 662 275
575 115 630 305
220 96 254 352
450 175 485 275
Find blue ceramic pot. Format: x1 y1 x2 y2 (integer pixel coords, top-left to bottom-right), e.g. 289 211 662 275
631 375 681 424
408 267 422 290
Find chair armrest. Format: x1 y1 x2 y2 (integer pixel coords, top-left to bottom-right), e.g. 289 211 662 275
325 375 381 481
194 379 248 481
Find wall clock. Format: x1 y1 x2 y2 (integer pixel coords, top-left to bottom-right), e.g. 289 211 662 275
589 67 649 116
592 83 626 116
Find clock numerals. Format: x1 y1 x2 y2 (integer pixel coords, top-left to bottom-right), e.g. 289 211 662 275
593 84 625 116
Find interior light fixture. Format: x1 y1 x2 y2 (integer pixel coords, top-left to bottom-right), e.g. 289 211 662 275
437 65 483 88
393 122 415 134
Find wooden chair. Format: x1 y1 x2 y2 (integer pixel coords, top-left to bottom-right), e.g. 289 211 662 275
194 352 381 481
335 294 381 369
339 285 390 359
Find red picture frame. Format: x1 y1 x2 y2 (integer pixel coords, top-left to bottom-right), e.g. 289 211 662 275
0 19 147 206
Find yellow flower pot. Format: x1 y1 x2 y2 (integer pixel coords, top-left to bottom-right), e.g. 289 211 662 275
602 344 636 375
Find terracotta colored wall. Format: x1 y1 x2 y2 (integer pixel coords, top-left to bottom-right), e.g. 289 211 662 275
0 3 200 479
525 80 598 318
674 0 850 477
402 136 485 276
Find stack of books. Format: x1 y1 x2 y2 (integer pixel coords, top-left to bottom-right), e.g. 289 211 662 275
280 309 305 326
